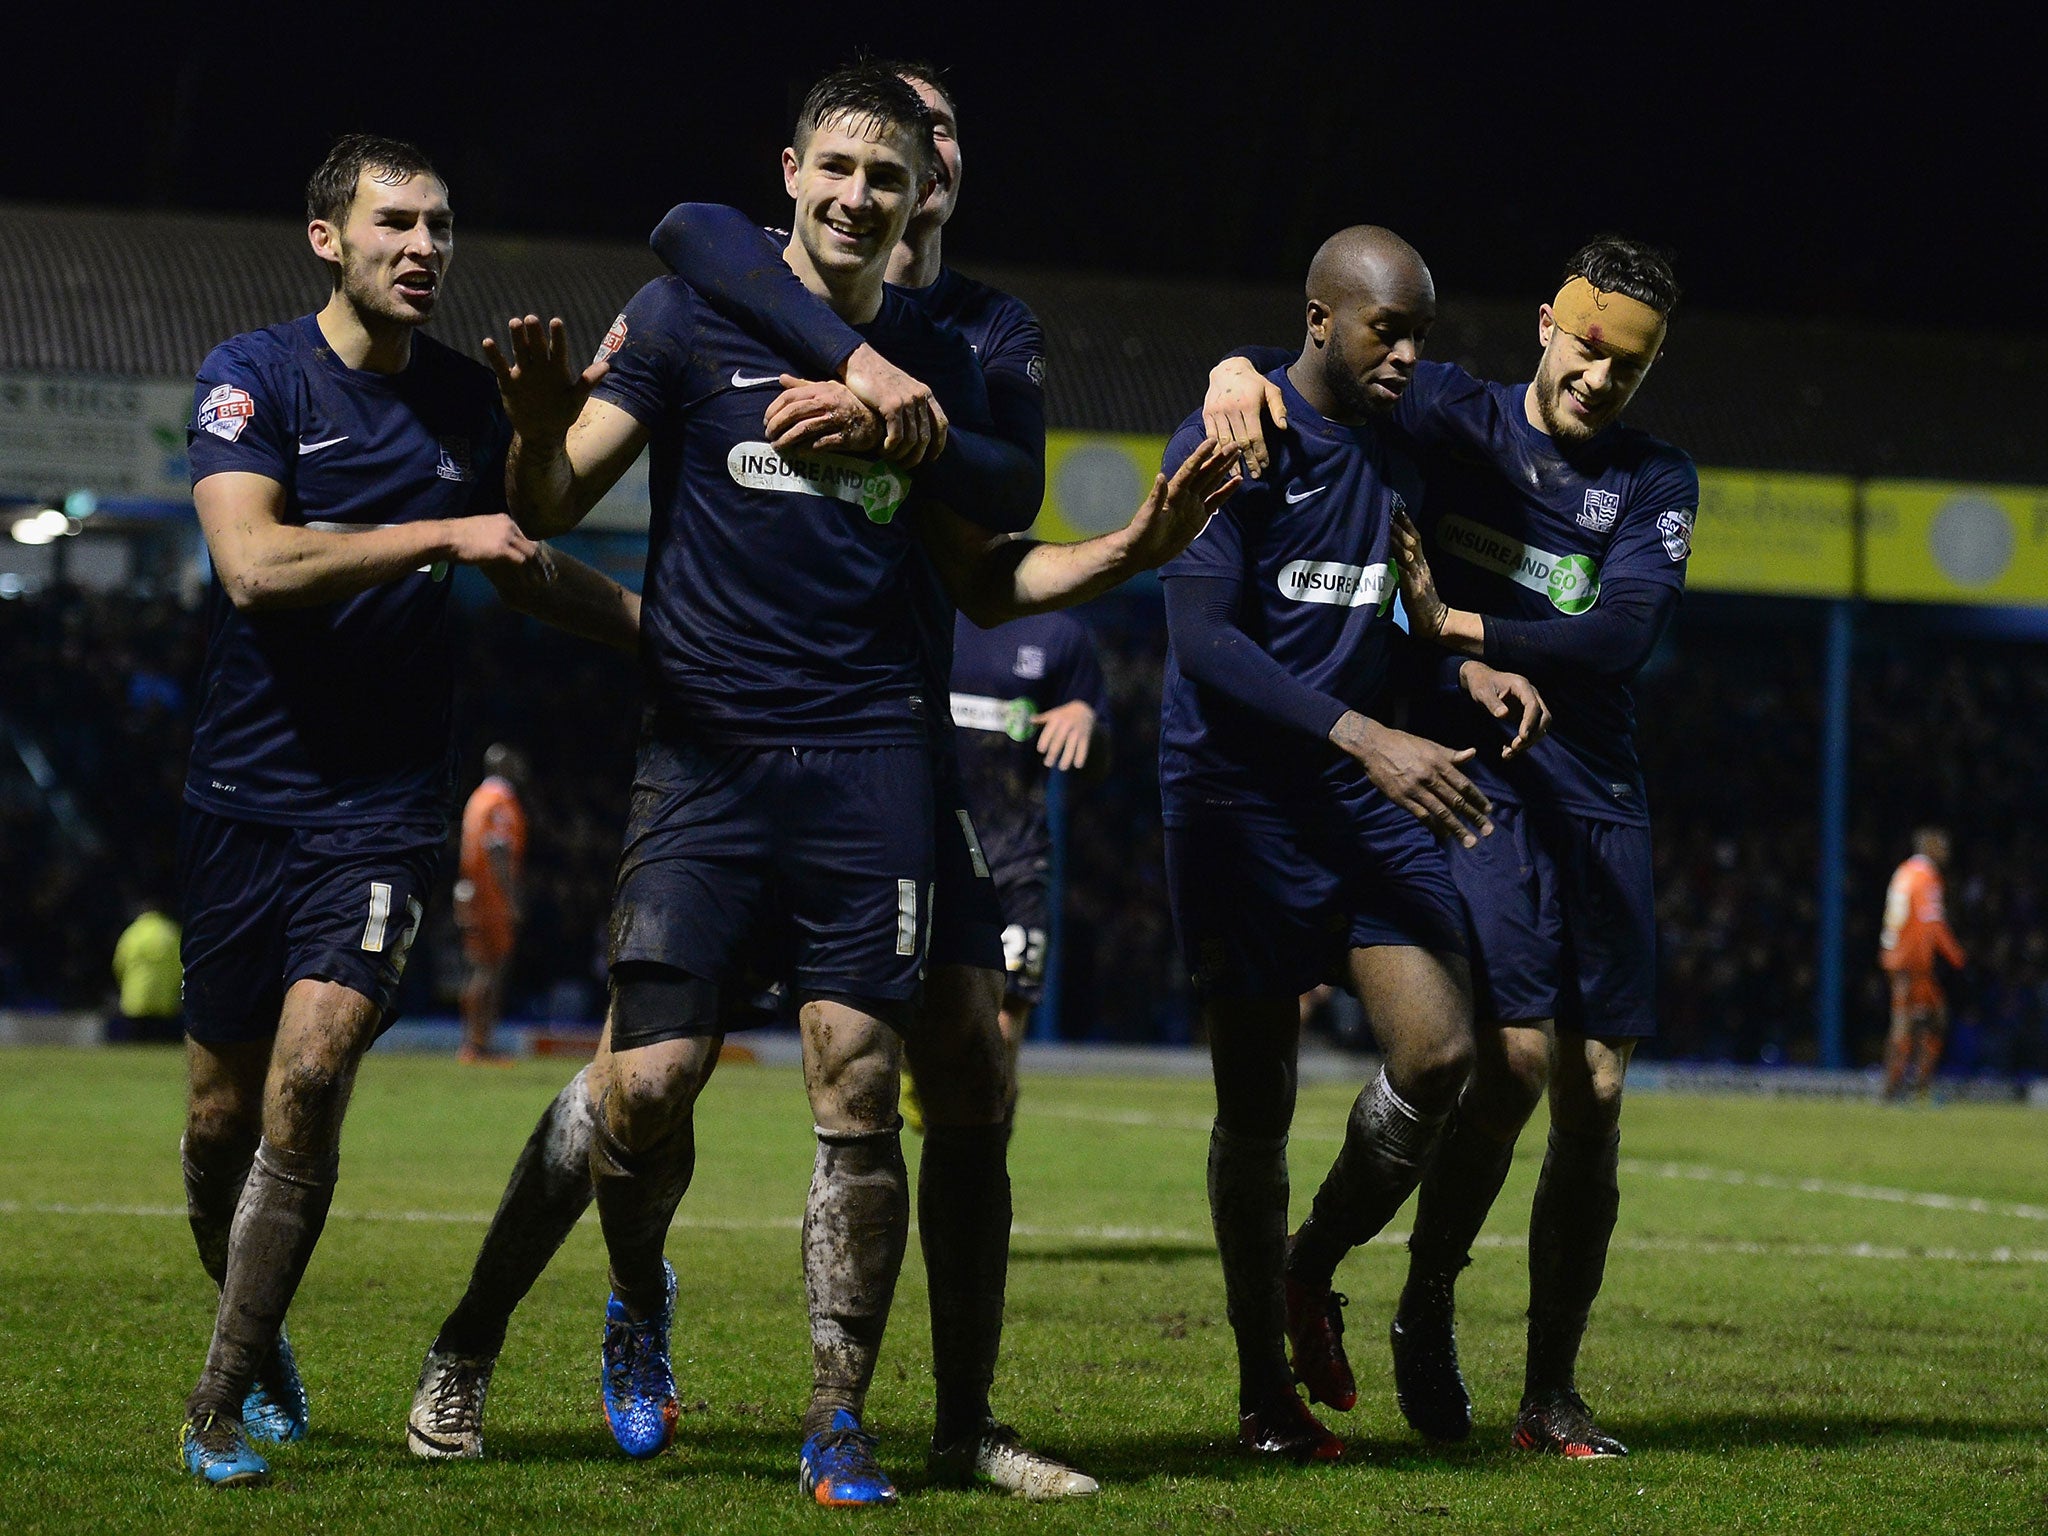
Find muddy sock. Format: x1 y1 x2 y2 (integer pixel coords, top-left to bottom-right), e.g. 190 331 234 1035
590 1110 695 1322
436 1067 597 1358
1207 1123 1291 1408
802 1123 909 1439
181 1131 256 1289
1288 1071 1450 1293
920 1119 1010 1445
1524 1125 1621 1400
1402 1100 1518 1310
186 1139 338 1419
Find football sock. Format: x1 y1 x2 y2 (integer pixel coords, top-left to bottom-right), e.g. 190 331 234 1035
1288 1071 1449 1293
1402 1099 1518 1305
1206 1122 1293 1406
436 1066 597 1358
802 1123 909 1440
186 1138 338 1419
920 1119 1010 1445
590 1110 695 1323
1524 1124 1621 1399
181 1130 256 1289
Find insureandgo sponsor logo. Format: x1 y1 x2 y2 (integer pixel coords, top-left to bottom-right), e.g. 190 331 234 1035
726 441 909 523
1276 559 1393 609
1435 514 1600 614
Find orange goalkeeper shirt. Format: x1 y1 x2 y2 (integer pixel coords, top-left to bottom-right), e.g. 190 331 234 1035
458 775 527 935
1879 854 1966 975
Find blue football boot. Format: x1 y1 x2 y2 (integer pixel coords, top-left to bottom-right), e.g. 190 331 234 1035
241 1326 310 1444
799 1409 898 1507
601 1259 679 1459
180 1411 270 1487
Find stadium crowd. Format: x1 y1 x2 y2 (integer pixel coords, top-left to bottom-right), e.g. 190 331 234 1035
4 580 2044 1076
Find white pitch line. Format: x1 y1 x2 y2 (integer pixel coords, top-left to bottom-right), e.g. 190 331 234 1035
5 1201 2047 1266
1029 1104 2048 1224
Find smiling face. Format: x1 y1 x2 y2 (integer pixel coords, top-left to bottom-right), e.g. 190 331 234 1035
1529 308 1655 442
309 168 452 328
901 75 961 228
781 112 928 286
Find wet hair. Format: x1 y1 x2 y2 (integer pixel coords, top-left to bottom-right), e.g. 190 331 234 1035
879 57 959 132
305 134 442 226
791 60 937 180
1563 235 1681 315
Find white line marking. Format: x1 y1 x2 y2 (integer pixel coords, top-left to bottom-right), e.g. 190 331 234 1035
1029 1104 2048 1223
4 1202 2045 1266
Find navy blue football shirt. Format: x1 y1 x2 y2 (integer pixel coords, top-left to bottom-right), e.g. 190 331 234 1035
1158 367 1423 821
950 611 1106 878
1393 361 1697 824
591 275 994 746
184 314 507 830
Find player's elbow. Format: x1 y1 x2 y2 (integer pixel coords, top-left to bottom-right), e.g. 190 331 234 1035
217 559 288 613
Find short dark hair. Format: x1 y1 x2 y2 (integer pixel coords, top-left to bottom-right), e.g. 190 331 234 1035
1563 235 1681 315
791 61 936 180
879 57 959 133
305 133 442 226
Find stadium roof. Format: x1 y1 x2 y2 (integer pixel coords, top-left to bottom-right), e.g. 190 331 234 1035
3 202 2041 482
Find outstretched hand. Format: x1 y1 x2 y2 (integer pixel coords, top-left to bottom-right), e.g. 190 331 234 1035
1033 699 1098 771
483 316 608 444
1202 357 1288 478
1458 661 1551 759
1118 436 1244 570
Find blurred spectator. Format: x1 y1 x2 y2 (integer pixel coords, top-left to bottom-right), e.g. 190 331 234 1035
4 580 2044 1076
109 900 182 1042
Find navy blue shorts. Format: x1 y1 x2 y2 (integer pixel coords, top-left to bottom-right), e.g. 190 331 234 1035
177 806 440 1043
992 866 1050 1006
1165 790 1468 1001
609 733 934 1007
1451 798 1657 1038
928 749 1006 976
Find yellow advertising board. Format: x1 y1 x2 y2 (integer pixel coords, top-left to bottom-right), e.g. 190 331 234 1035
1033 430 1171 543
1863 480 2048 605
1028 434 2043 610
1689 469 1856 597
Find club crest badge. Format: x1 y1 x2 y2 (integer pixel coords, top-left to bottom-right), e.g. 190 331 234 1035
1013 645 1047 680
435 436 472 483
1579 487 1620 532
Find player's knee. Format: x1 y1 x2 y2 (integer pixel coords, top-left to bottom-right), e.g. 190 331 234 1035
1550 1044 1630 1136
802 1001 903 1134
1398 1030 1476 1112
265 1051 356 1151
905 968 1012 1126
183 1102 258 1164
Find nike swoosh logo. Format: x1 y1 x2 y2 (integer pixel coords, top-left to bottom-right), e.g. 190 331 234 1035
730 370 782 389
1284 485 1328 504
298 436 349 455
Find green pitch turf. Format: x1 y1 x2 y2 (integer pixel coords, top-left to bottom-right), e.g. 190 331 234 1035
1 1046 2044 1533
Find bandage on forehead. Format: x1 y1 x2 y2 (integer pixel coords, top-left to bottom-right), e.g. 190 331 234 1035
1550 275 1666 362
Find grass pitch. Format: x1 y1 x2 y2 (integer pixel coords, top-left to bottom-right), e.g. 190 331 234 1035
1 1046 2044 1534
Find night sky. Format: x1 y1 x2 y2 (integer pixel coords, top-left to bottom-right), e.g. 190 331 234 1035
11 6 2035 327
